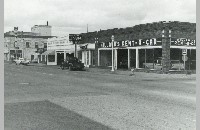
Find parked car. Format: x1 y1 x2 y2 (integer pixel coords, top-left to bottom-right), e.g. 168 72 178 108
14 58 30 65
31 59 38 63
60 57 85 71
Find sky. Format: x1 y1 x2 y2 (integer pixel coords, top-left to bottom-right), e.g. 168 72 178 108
4 0 196 36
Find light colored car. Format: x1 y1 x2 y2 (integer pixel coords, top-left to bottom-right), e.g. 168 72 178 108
14 58 30 65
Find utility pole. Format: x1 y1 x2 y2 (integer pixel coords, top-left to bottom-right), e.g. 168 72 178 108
87 24 88 33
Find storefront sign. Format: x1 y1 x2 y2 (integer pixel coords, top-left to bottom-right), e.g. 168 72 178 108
99 38 162 48
171 38 196 46
99 38 196 48
69 34 82 41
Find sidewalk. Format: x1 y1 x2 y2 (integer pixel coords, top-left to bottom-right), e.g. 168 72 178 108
15 62 196 80
85 67 196 80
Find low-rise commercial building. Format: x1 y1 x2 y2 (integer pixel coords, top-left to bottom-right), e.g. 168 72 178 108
4 23 53 62
80 21 196 72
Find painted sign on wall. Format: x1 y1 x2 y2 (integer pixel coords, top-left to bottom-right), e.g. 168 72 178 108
99 38 162 48
99 38 196 48
171 38 196 46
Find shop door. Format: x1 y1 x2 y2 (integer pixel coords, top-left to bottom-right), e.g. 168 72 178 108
31 55 34 61
57 53 64 65
117 49 128 69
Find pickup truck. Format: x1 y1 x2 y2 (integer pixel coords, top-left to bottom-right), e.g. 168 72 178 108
14 58 30 65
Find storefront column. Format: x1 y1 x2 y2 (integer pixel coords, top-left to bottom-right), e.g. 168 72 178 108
128 49 130 69
145 49 146 69
89 51 91 66
55 52 57 65
136 48 139 68
114 49 118 70
46 55 48 64
64 51 66 60
82 51 84 64
98 49 100 66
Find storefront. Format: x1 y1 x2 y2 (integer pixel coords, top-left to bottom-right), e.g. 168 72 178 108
9 49 23 61
98 38 196 70
79 43 95 67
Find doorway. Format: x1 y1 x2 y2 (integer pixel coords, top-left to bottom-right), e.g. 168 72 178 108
117 49 128 69
57 53 64 65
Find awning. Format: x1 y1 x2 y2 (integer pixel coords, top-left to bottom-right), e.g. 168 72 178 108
41 50 55 55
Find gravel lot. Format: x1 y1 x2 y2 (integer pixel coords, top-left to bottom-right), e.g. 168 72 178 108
4 62 196 130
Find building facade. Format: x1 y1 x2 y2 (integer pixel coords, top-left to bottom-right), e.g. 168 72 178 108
44 36 76 65
44 35 96 67
4 26 53 62
80 21 196 71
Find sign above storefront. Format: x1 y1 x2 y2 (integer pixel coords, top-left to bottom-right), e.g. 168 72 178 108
69 34 82 41
171 38 196 46
99 38 196 48
99 38 162 48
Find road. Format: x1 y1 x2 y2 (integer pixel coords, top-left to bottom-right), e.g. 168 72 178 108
4 62 196 130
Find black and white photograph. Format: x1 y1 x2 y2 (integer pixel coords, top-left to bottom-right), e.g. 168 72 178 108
3 0 197 129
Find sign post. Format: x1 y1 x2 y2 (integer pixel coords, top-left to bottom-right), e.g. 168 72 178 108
182 49 187 70
69 34 82 58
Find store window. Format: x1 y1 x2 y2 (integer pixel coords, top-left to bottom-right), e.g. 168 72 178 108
48 55 55 62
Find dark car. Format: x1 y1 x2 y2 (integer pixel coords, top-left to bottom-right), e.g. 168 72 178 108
60 57 85 71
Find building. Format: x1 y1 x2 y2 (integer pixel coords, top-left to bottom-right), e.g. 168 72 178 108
43 35 96 67
44 35 76 65
79 43 96 67
31 21 52 36
4 26 53 62
80 21 196 72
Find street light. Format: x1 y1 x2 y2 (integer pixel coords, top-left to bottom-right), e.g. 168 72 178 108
111 35 114 71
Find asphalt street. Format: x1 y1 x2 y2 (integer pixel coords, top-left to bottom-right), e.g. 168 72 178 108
4 62 196 130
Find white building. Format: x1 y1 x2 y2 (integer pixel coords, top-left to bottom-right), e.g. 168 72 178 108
43 35 80 65
42 35 96 67
31 21 52 36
